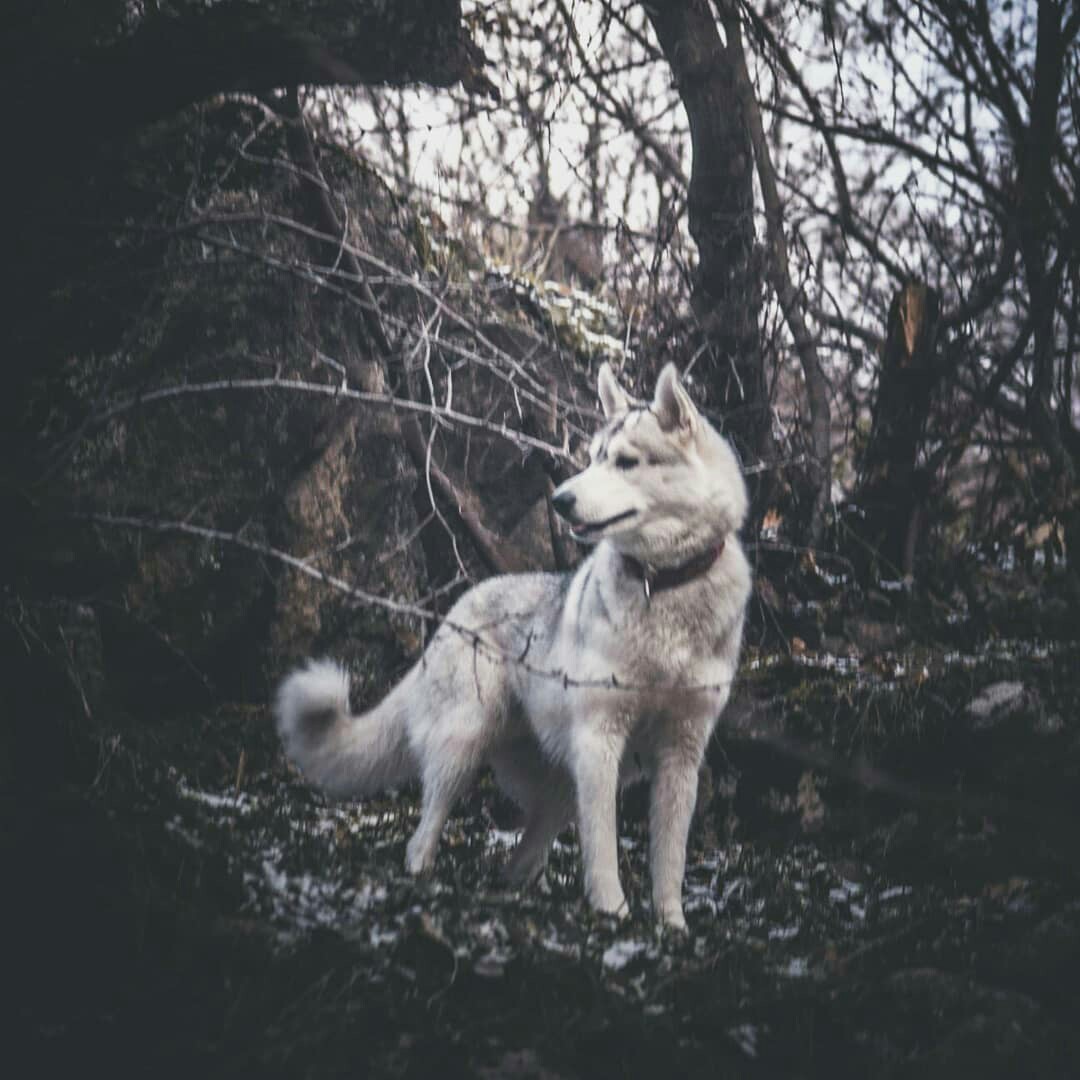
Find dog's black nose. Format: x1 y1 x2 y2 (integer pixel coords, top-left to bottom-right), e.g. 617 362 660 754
551 488 576 520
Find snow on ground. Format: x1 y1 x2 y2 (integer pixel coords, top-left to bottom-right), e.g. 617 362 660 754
162 770 923 995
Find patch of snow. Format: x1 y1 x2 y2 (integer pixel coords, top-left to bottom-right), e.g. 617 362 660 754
540 935 580 959
602 938 649 972
879 578 909 592
768 924 800 941
684 889 719 916
164 817 203 848
780 957 809 979
486 828 523 850
966 680 1026 725
729 1023 760 1059
879 885 912 902
721 877 749 906
177 780 253 813
369 927 400 948
474 952 508 978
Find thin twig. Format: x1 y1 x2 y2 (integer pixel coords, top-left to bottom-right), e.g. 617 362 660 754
80 512 739 696
88 376 575 462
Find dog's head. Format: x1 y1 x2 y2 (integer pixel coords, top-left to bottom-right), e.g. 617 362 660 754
551 363 748 564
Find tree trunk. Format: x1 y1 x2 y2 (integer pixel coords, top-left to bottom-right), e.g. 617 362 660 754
643 0 771 520
1016 0 1080 602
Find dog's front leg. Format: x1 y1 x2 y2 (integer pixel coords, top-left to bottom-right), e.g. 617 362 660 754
648 748 703 930
569 728 627 917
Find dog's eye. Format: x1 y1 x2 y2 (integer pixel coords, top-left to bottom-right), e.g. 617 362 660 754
614 454 639 470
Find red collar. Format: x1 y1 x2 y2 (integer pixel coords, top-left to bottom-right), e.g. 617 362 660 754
622 540 725 599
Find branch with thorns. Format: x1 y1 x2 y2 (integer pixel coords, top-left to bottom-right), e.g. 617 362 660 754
81 512 739 697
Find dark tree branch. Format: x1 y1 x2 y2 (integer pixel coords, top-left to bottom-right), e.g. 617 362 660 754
743 4 910 287
11 1 493 156
553 0 689 190
643 0 772 498
725 9 832 546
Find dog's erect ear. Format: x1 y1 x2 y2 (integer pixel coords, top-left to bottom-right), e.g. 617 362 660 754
652 363 698 434
597 362 630 418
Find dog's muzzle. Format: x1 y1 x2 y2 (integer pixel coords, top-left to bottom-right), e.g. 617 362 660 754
551 482 637 538
551 487 576 520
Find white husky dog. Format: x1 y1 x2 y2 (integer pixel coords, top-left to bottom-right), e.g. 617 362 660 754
276 362 751 928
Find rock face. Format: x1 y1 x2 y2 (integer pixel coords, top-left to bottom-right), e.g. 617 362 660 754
19 98 595 717
28 101 433 709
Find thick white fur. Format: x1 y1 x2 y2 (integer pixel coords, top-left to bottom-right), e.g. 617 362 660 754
275 363 752 929
276 659 416 797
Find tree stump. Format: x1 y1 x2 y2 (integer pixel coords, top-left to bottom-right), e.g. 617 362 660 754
852 282 942 585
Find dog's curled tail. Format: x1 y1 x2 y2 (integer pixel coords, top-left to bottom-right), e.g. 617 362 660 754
274 659 415 798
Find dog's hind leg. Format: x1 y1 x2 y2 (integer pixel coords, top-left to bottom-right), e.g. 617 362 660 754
505 791 573 885
405 722 485 875
492 741 573 885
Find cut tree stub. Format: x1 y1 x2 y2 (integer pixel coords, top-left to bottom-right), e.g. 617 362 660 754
854 282 942 585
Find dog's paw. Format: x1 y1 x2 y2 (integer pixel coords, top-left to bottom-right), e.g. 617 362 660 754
590 888 630 921
404 836 435 876
655 904 688 932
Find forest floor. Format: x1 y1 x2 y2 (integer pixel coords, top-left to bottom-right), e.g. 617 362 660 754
12 622 1080 1078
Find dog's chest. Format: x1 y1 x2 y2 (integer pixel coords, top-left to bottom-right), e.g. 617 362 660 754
578 586 727 683
548 544 744 690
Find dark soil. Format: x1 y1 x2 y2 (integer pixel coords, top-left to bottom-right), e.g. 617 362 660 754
9 635 1080 1079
